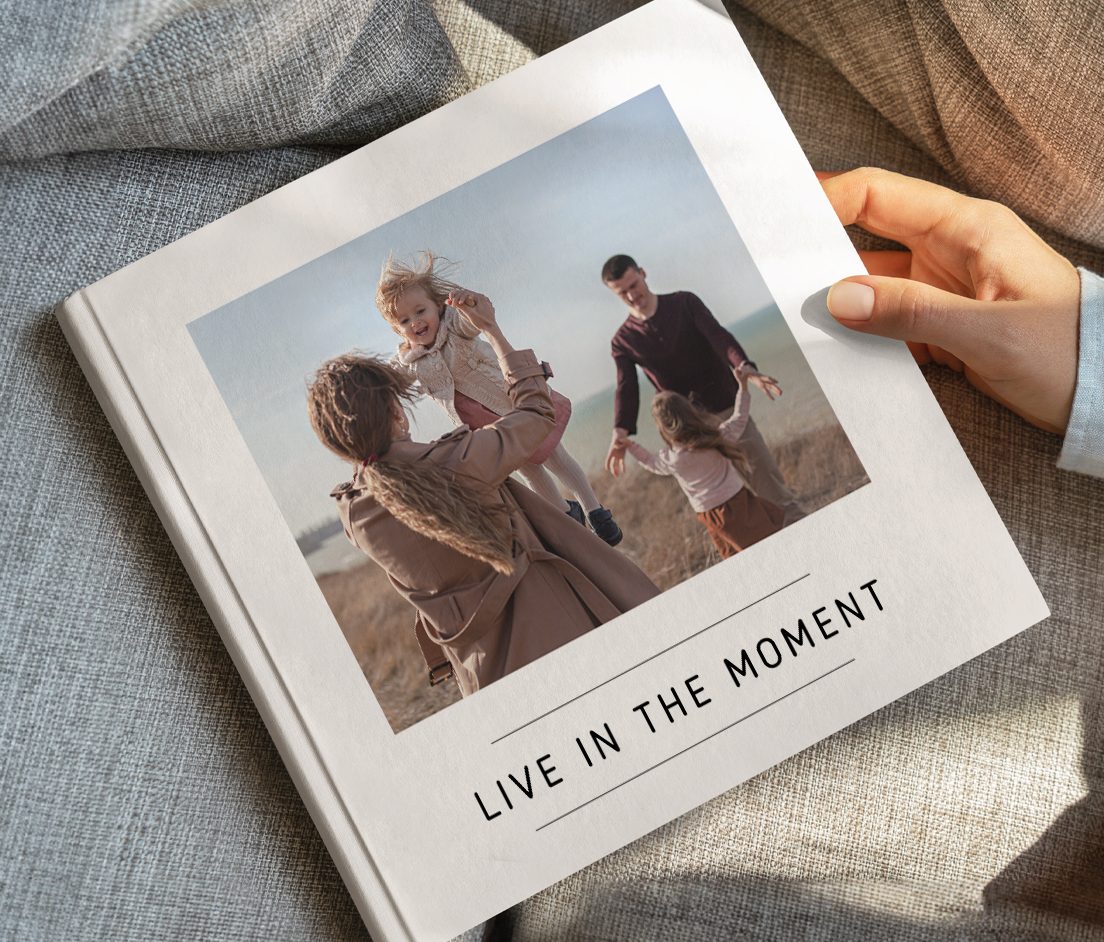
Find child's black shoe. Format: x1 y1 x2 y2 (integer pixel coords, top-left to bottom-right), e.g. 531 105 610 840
588 507 623 546
565 500 586 527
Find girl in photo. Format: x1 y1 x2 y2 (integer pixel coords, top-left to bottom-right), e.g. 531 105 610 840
308 290 658 696
375 252 624 546
617 370 785 558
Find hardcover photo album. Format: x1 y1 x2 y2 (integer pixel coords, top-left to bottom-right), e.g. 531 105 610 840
186 84 869 734
57 2 1050 939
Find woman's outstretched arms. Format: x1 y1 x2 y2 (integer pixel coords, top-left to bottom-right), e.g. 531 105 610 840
436 289 556 485
447 289 514 359
445 350 556 486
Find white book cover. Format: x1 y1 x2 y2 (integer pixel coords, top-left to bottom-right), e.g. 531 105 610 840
56 1 1049 939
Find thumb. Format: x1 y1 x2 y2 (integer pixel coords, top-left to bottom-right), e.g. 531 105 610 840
826 276 991 360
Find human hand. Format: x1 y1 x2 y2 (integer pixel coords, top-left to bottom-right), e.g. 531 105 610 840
606 430 629 477
745 370 782 400
820 167 1080 434
448 289 497 333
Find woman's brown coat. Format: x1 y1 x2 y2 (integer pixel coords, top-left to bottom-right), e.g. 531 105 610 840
332 349 660 696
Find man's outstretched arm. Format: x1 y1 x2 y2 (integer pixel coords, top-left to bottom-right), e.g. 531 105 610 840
686 292 781 399
685 291 753 370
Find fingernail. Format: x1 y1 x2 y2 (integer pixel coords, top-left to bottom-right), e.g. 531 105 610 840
827 282 875 321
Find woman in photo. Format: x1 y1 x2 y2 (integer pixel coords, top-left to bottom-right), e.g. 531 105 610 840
375 252 624 545
618 369 785 558
307 289 659 696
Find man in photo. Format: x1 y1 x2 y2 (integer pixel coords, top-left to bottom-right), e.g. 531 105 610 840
602 254 805 525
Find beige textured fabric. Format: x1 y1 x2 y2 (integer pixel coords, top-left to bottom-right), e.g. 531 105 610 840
735 0 1104 261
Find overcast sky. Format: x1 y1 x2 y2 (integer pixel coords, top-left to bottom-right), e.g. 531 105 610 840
189 87 777 535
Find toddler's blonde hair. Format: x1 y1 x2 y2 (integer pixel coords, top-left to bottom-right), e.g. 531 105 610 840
375 251 459 323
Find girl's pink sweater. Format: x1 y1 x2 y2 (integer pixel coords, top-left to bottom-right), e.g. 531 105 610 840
625 384 751 513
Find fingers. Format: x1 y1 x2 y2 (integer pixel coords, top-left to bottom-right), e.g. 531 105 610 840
757 376 781 400
859 250 912 278
448 290 478 309
820 167 970 248
905 341 932 366
448 287 486 309
826 275 1005 363
927 345 965 372
747 372 782 400
605 442 627 477
449 289 496 330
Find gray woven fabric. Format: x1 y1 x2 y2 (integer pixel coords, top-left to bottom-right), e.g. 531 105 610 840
0 0 644 158
1 2 1102 941
0 147 376 941
1 0 468 155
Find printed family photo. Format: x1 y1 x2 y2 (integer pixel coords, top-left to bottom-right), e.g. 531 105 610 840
189 87 868 733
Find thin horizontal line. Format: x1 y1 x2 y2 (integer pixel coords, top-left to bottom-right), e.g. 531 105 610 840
490 572 812 745
535 658 856 832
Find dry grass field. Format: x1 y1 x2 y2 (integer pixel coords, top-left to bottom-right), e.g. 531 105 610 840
317 423 868 732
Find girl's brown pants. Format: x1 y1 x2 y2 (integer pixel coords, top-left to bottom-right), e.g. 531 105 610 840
697 487 785 559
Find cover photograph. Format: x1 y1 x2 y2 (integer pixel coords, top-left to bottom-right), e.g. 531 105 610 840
55 2 1050 938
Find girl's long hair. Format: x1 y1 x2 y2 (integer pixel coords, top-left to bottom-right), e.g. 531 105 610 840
651 391 754 487
307 353 516 574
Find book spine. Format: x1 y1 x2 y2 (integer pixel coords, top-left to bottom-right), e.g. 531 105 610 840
55 289 413 942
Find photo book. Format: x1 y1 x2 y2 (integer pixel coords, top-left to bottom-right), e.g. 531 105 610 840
56 1 1049 938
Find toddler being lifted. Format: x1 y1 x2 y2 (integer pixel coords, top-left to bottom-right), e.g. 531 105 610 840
376 252 624 545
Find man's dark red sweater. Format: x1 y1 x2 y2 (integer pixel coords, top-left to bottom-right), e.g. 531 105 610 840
611 290 753 435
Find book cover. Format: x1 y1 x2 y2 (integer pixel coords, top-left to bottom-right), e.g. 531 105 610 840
55 2 1049 938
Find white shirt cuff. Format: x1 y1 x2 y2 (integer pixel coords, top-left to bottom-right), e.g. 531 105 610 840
1057 267 1104 478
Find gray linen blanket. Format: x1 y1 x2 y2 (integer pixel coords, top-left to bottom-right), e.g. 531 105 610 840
1 2 1101 939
